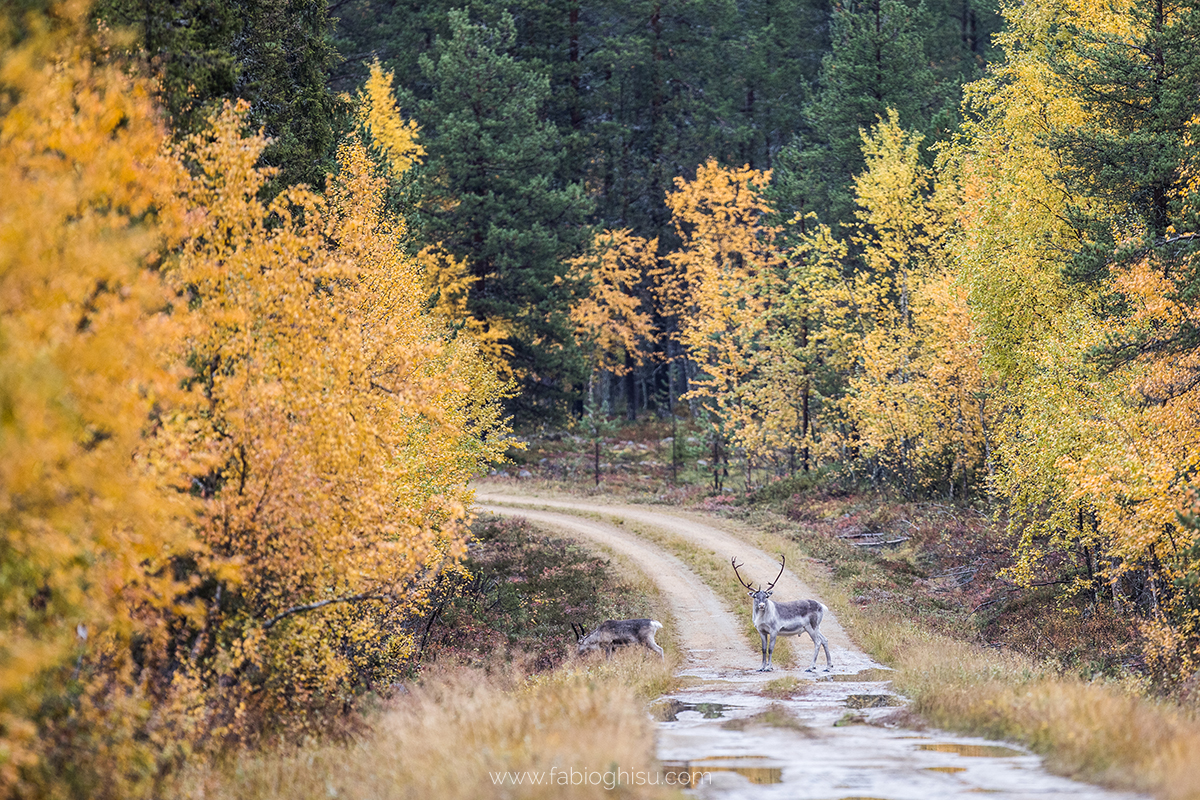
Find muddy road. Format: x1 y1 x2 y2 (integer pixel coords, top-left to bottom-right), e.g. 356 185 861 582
477 490 1146 800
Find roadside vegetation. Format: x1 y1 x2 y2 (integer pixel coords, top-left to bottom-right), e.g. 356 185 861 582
166 516 680 799
485 419 1200 799
773 487 1200 799
171 656 678 800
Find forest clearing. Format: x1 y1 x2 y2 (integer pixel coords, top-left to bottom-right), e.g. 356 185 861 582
4 0 1200 797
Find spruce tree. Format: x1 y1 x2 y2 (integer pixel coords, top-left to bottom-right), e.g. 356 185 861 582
1047 0 1200 283
416 9 593 420
776 0 934 229
1045 0 1200 379
725 0 831 171
95 0 339 190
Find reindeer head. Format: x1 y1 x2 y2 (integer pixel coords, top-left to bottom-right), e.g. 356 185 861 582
732 555 786 613
572 622 598 656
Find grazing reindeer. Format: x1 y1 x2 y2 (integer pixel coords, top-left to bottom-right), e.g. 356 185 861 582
573 619 665 660
732 555 832 672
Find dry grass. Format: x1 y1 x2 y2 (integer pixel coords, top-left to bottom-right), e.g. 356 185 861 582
170 654 680 800
845 603 1200 800
168 513 684 800
478 465 1200 799
760 676 808 698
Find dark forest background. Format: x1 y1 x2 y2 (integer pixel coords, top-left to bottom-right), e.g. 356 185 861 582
91 0 1002 422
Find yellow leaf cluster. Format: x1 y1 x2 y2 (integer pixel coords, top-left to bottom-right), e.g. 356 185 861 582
353 62 510 370
826 112 990 489
0 16 195 790
948 0 1200 672
567 229 658 375
358 60 425 180
165 104 511 736
658 160 785 436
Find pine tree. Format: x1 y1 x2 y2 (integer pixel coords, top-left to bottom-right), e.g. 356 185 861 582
1046 0 1200 287
415 9 593 420
95 0 340 189
922 0 1001 84
779 0 935 228
725 0 831 171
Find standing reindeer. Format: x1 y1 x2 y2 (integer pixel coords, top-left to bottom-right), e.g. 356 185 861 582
573 619 665 660
732 555 832 672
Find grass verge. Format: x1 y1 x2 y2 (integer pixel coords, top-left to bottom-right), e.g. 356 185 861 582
852 608 1200 799
168 514 684 799
480 438 1200 798
170 655 681 800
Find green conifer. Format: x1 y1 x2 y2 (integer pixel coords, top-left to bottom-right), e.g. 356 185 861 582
415 9 593 420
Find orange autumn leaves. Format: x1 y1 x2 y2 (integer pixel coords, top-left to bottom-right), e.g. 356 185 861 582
1 15 508 795
0 22 195 789
171 103 509 727
572 141 987 489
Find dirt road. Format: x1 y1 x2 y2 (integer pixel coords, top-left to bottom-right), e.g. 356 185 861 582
476 503 748 672
476 490 1146 800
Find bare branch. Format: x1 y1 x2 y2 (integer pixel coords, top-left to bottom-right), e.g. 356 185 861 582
851 536 912 547
262 592 392 630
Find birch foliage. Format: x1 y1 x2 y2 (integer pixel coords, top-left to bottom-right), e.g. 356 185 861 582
0 17 511 792
658 160 785 442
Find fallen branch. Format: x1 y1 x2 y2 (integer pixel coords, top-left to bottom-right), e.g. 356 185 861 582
933 566 978 578
971 594 1012 613
852 536 911 547
263 593 392 630
969 578 1070 614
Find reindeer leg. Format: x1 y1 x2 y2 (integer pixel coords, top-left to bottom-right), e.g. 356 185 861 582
758 629 769 671
801 620 820 672
648 640 664 660
818 629 832 670
764 631 776 672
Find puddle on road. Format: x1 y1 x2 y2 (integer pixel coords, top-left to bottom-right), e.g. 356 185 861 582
919 743 1025 757
661 757 782 785
822 668 896 682
845 694 905 709
652 700 733 721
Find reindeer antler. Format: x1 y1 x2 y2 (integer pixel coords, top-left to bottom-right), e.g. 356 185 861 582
731 556 757 590
765 554 785 591
570 623 585 641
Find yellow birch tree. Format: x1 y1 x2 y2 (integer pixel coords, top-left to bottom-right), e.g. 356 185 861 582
566 229 658 379
0 9 200 795
658 160 785 465
836 111 990 493
165 100 511 738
